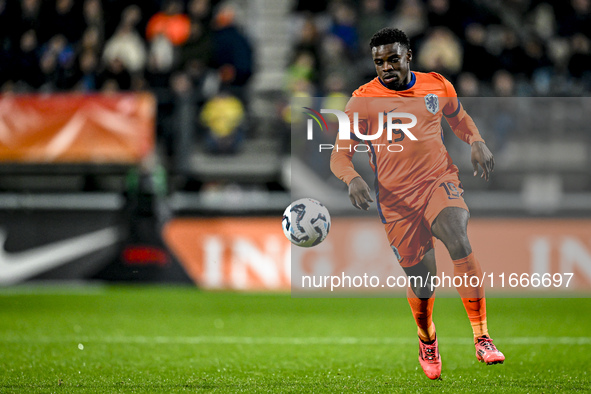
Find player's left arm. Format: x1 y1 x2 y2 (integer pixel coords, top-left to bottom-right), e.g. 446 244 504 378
441 80 494 181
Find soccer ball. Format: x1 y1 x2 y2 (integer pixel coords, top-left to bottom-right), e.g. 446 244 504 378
282 198 331 247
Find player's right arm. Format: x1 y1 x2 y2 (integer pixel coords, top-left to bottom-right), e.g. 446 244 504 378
330 138 374 211
348 176 374 211
329 96 374 210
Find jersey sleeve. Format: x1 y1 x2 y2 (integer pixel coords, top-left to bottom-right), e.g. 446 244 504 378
329 96 366 185
441 78 485 145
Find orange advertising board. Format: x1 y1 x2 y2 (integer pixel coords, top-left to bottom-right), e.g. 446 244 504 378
164 218 291 290
164 217 591 294
0 93 155 163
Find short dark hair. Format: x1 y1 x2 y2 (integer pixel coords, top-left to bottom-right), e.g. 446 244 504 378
369 28 410 50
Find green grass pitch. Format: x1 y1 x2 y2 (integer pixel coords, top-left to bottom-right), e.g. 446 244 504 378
0 285 589 393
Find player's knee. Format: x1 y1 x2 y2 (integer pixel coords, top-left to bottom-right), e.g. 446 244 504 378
436 224 471 257
432 208 472 259
410 283 435 299
404 250 436 299
444 236 472 259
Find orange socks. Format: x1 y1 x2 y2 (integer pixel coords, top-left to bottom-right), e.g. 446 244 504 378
453 252 488 339
407 286 436 342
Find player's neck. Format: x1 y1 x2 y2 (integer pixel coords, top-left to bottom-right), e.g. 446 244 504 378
379 71 415 91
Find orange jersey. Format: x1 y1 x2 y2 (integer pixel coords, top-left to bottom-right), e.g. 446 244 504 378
330 71 484 223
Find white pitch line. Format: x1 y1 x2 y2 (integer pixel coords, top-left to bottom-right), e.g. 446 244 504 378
1 336 590 345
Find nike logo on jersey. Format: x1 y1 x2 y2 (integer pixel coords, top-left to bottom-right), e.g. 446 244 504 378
383 107 399 116
0 227 121 285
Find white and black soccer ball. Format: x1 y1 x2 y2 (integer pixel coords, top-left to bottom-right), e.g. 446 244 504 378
282 198 331 247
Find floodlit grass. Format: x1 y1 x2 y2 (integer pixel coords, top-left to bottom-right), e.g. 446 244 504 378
0 285 589 392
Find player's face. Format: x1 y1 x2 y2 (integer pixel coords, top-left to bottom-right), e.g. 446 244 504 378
372 43 412 90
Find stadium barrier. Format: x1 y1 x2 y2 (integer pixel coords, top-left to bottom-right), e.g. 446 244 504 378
0 93 155 164
0 92 192 285
164 217 591 295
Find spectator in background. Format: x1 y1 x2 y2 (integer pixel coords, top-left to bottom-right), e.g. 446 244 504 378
38 48 59 92
292 15 322 85
82 0 105 45
146 0 191 46
98 57 132 90
54 36 79 89
148 33 175 79
328 2 358 56
285 51 317 94
211 3 253 100
79 26 103 62
456 72 481 97
522 38 553 95
101 0 158 42
289 77 315 98
494 0 530 33
37 34 78 91
145 43 174 90
426 0 464 38
40 0 84 45
528 3 556 42
416 27 463 78
319 33 357 90
200 91 245 155
323 74 348 108
75 49 99 91
492 70 515 97
18 0 42 41
547 36 571 73
188 0 213 25
100 77 120 93
491 70 517 153
358 0 388 47
103 6 146 74
14 29 42 89
462 23 498 82
498 28 532 77
522 38 552 78
180 20 216 102
568 34 591 84
390 0 427 43
180 21 212 75
558 0 591 38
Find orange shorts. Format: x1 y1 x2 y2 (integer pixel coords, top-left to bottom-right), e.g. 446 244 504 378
384 173 469 268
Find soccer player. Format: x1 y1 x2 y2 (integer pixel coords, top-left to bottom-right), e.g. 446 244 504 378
330 28 505 380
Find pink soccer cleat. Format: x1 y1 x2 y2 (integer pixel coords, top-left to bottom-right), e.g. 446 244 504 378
475 336 505 365
418 336 442 380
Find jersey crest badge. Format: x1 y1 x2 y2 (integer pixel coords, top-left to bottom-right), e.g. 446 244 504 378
425 94 439 114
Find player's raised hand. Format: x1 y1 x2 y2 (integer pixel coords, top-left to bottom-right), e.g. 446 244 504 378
348 176 374 210
471 141 494 181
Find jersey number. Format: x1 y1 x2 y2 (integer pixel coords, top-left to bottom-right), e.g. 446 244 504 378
440 182 461 199
384 119 405 142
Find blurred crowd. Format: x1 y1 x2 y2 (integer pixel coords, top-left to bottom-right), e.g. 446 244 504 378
0 0 253 163
288 0 591 97
2 0 590 178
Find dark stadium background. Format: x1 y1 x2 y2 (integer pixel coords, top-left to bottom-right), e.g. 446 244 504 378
0 0 589 283
0 0 590 391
